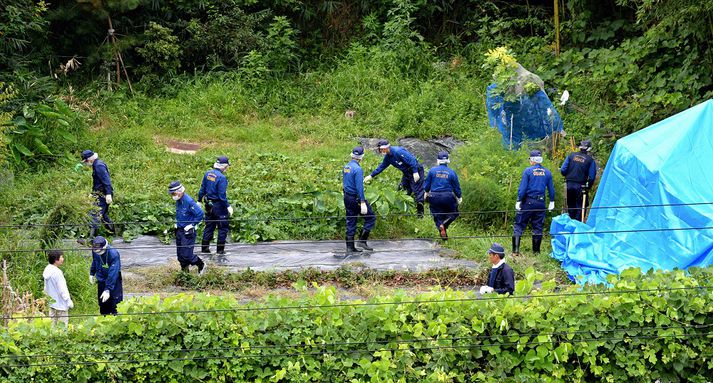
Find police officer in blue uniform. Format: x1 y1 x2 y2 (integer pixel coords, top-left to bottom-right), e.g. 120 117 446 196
169 181 206 274
513 150 555 255
81 150 116 237
198 156 233 255
364 140 425 218
560 139 597 221
342 146 377 255
89 236 123 315
424 151 462 240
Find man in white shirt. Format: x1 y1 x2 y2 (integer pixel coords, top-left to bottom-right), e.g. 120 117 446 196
43 250 74 326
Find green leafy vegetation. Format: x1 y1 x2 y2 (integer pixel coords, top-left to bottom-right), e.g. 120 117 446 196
2 268 712 381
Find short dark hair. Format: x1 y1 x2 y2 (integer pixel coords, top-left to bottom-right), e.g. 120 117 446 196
47 250 63 264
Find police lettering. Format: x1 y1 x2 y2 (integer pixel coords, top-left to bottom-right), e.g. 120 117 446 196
533 169 546 176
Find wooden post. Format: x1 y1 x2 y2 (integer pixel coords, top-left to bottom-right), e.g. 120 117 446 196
2 260 9 327
554 0 560 56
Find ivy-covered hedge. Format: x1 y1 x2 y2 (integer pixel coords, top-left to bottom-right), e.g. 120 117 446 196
1 268 712 382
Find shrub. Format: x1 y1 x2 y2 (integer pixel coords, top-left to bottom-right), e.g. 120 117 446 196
1 267 712 381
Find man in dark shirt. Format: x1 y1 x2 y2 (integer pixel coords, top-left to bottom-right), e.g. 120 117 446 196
560 140 597 221
479 243 515 295
81 149 115 238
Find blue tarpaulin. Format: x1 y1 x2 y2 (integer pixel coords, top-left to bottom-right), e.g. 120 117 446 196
550 100 713 284
486 84 564 149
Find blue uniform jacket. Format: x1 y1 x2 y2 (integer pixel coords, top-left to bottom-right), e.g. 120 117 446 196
560 151 597 184
92 159 113 195
198 168 229 204
176 193 204 229
371 146 420 177
424 165 461 197
517 164 555 202
90 246 123 301
343 160 366 201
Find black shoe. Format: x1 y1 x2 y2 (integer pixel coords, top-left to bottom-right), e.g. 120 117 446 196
346 236 362 254
216 243 226 255
201 240 211 254
512 235 521 256
198 261 207 275
356 231 374 251
416 203 425 218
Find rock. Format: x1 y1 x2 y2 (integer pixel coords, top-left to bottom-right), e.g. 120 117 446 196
358 137 465 167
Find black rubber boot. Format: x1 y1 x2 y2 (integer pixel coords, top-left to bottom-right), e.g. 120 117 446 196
346 236 362 254
216 242 226 255
357 231 374 251
416 202 425 218
512 235 521 256
197 259 207 275
201 240 211 254
532 235 543 254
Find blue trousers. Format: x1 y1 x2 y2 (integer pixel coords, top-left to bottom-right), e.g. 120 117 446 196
399 166 425 204
176 228 201 266
344 194 376 237
202 201 230 244
90 195 114 236
97 278 122 316
428 192 460 229
513 199 545 236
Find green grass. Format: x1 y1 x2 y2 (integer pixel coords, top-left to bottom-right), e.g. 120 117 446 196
0 51 576 312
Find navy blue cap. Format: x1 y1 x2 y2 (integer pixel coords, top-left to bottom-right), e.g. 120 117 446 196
488 242 506 256
579 140 592 150
377 140 390 148
352 146 364 156
529 150 542 157
168 181 183 194
437 151 449 160
216 156 230 165
81 150 94 161
92 236 107 249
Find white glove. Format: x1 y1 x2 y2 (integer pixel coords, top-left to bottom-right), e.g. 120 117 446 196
105 194 113 205
479 285 495 294
184 224 194 232
424 192 429 200
363 175 373 184
360 202 367 215
548 201 555 211
100 290 110 303
457 197 463 205
515 201 521 211
197 202 203 210
227 206 234 216
413 172 420 182
68 300 74 309
89 274 95 284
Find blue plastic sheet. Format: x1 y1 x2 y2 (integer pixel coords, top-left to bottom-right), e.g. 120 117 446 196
486 84 564 149
550 100 713 284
